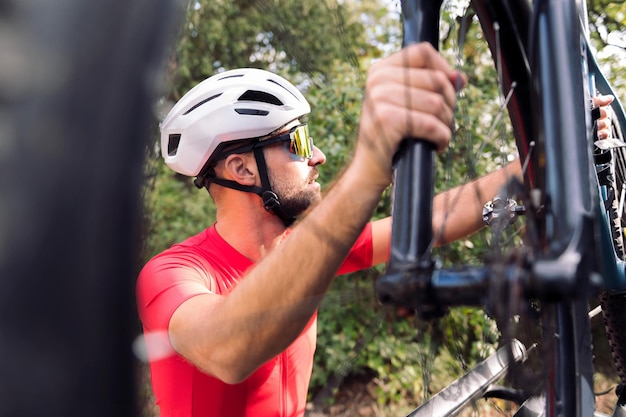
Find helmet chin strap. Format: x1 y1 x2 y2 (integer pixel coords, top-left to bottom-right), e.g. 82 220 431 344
195 149 296 227
253 147 296 227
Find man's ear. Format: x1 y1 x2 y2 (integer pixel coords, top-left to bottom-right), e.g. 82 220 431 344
222 153 258 186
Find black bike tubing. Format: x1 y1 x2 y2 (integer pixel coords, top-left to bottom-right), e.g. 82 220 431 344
0 1 183 416
541 300 595 417
375 0 536 311
529 0 596 416
375 0 443 311
529 0 599 280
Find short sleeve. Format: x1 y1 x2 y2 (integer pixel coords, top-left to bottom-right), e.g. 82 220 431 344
337 222 373 275
136 251 213 333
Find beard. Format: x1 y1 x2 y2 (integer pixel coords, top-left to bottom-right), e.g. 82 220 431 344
275 189 319 218
270 170 321 218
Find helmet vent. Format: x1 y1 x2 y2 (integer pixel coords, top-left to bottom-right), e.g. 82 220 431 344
183 93 222 115
218 74 244 81
235 108 270 116
167 134 181 156
267 79 301 101
238 90 283 106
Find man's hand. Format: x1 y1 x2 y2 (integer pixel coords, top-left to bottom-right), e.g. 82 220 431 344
593 94 615 140
353 43 466 191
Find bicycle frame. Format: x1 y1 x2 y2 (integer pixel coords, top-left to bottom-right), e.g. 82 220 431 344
376 0 626 416
406 339 529 417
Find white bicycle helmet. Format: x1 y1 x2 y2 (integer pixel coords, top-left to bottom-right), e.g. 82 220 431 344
160 68 311 226
160 68 310 177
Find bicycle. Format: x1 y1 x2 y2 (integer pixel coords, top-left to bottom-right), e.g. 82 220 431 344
375 0 626 416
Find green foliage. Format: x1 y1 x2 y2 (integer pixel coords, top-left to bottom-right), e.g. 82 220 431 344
167 0 392 101
305 62 365 186
142 152 217 260
585 1 626 101
588 0 626 46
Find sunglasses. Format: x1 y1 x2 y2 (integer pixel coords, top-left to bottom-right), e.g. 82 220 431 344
255 124 314 159
219 124 314 161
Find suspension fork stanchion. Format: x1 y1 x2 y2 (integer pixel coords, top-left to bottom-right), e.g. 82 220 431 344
375 0 445 316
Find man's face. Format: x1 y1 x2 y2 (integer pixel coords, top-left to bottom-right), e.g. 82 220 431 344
268 160 322 217
262 132 326 218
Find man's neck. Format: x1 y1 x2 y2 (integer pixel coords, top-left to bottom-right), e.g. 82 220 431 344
215 208 288 262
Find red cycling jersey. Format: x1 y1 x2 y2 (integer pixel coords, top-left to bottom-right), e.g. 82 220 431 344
136 223 373 417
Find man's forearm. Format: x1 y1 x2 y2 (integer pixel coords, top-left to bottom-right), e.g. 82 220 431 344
433 159 522 245
198 164 383 381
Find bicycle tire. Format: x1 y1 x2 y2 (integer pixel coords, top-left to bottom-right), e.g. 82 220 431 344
0 1 182 416
601 291 626 385
608 190 625 262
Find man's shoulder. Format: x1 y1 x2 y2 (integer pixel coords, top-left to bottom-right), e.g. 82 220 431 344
141 225 251 279
137 225 251 300
160 224 228 254
145 227 220 267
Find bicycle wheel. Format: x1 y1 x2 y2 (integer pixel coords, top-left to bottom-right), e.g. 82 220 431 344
0 1 183 416
450 0 626 414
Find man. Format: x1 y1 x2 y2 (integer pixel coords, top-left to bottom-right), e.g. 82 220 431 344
137 43 614 416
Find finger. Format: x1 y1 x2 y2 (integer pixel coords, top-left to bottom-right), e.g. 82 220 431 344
597 128 609 140
368 66 460 113
381 42 466 95
599 107 609 119
452 70 468 92
369 84 454 150
367 82 456 128
384 42 455 74
361 98 453 153
597 119 609 131
394 107 453 152
592 94 614 107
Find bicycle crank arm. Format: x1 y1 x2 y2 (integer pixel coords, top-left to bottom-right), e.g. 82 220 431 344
405 339 528 417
